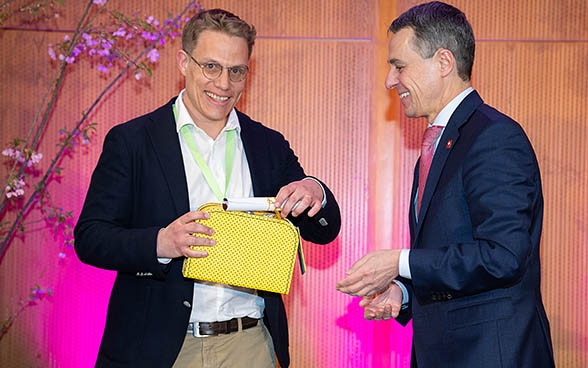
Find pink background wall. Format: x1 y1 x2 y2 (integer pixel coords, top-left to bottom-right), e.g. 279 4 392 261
1 0 586 367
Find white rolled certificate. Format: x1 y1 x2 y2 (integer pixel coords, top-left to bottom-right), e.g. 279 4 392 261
222 197 279 212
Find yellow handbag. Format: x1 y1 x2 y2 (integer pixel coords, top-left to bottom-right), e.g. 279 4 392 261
182 203 304 294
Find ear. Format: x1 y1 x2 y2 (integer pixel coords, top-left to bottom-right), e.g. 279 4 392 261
177 49 189 76
436 48 455 78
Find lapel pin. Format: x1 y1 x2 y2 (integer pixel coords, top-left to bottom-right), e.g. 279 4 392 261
445 140 453 149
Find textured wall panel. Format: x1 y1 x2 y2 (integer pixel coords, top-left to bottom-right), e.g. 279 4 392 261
202 0 373 39
247 38 374 367
1 0 586 367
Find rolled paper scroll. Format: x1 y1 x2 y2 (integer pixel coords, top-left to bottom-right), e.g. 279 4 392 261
222 197 279 212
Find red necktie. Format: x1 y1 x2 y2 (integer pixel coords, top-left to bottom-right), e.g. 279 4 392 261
417 126 443 213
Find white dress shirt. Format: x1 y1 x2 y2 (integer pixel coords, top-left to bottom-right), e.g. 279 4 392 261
175 89 264 323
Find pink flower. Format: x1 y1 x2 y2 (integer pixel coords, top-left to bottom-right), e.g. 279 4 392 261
27 153 43 167
5 176 26 198
48 47 56 60
141 31 158 42
146 48 159 63
113 27 126 37
2 148 16 157
146 16 159 26
93 0 107 5
97 48 110 57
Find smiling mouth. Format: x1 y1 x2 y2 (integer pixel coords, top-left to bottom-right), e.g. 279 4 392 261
399 91 410 99
206 91 229 102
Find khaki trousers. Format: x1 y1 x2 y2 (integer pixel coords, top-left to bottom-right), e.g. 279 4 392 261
173 322 276 368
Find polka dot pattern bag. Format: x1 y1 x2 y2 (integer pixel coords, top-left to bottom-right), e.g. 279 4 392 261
182 203 304 294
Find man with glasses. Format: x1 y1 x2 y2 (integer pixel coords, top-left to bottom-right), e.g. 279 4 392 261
74 8 341 368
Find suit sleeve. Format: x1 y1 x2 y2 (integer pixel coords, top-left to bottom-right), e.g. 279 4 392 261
74 126 166 277
290 176 341 245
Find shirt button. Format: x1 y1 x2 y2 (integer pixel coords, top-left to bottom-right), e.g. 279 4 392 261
183 301 191 308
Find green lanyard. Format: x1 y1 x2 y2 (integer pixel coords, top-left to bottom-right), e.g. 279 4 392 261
174 103 236 201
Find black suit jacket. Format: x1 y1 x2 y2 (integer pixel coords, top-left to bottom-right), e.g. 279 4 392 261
74 98 341 368
399 91 554 367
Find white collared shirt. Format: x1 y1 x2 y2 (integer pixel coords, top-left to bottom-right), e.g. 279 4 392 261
175 89 264 322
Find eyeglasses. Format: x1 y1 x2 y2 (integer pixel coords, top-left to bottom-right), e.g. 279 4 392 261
183 49 249 82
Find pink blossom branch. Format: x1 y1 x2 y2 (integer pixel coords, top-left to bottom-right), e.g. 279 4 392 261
0 0 200 262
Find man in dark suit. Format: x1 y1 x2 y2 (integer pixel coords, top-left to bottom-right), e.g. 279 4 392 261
74 8 340 368
336 2 554 367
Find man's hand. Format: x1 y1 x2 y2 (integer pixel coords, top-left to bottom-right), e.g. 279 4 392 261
156 211 215 259
336 249 401 296
275 178 324 218
359 282 403 320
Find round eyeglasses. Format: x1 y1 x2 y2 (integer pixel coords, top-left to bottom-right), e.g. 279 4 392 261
183 49 249 82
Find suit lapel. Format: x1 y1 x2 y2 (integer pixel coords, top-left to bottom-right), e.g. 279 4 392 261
238 111 273 197
146 98 190 216
414 91 484 235
409 164 419 239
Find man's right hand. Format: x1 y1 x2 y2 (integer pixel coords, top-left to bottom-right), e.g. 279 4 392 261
156 211 216 259
359 282 403 320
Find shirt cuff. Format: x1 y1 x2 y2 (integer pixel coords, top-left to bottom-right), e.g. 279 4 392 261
399 249 412 279
392 279 409 309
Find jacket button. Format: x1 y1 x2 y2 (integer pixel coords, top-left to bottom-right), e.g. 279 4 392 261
183 301 191 308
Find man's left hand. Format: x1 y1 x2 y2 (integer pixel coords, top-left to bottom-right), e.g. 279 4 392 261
336 250 401 296
275 179 324 218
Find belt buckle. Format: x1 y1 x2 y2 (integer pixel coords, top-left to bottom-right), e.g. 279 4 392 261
188 322 210 338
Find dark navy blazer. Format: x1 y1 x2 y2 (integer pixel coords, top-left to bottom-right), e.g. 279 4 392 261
74 98 341 368
399 91 554 368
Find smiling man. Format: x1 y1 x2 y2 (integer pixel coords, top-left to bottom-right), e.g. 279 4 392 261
74 8 341 368
337 2 554 367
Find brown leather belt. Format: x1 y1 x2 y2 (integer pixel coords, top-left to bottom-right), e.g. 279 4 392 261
187 317 259 337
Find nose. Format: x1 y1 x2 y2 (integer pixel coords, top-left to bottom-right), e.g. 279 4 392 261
214 68 231 89
384 68 398 90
